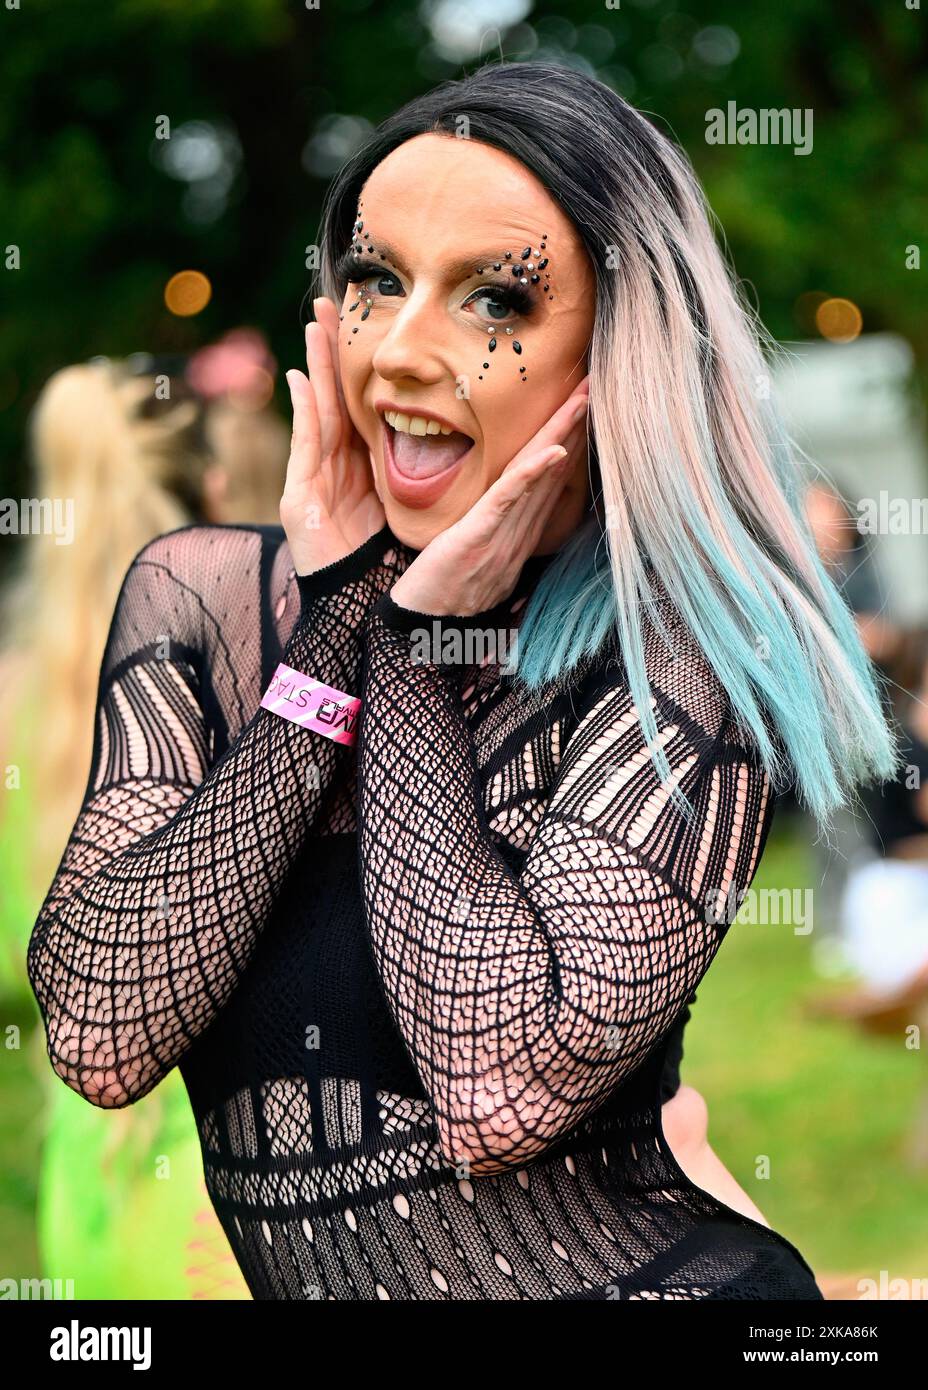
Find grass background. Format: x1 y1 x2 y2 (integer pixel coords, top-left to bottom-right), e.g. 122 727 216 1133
680 813 928 1279
4 811 927 1291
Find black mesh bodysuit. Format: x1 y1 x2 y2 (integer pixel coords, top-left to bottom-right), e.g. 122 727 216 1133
26 522 824 1300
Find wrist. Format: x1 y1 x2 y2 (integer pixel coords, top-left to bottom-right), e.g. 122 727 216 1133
371 591 520 679
374 589 476 636
388 576 477 619
261 659 361 745
295 523 395 613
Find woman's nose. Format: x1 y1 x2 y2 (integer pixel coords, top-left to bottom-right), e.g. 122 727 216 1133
370 293 447 384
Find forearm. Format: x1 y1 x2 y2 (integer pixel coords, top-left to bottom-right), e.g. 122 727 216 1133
357 591 753 1176
28 534 400 1107
358 604 632 1171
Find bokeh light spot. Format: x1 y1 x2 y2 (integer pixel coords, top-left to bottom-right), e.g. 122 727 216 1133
165 270 212 317
815 297 863 343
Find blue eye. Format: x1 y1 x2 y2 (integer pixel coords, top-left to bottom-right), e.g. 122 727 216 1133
335 250 536 325
462 284 533 325
337 252 402 296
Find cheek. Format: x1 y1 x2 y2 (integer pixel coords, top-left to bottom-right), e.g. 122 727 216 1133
337 317 375 438
470 368 572 476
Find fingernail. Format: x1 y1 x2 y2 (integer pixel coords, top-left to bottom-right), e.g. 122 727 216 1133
546 445 568 465
571 398 589 424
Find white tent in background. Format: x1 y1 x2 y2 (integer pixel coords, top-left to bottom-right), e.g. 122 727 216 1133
773 332 928 626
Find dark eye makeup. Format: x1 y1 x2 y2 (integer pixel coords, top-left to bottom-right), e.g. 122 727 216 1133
334 249 537 322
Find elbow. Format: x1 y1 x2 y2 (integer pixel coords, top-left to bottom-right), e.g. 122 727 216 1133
437 1091 554 1177
437 1062 609 1175
27 941 153 1108
44 1014 138 1109
438 1122 546 1177
25 940 117 1104
52 1060 134 1109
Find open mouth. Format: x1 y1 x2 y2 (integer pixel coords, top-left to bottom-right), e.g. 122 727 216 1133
381 411 475 480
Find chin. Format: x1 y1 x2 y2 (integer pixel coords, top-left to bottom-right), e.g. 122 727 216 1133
381 507 443 550
373 464 477 548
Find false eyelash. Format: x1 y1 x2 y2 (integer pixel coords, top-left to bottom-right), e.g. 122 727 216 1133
335 249 384 285
334 250 537 318
468 281 536 318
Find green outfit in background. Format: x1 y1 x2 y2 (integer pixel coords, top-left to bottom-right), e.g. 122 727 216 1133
2 695 249 1299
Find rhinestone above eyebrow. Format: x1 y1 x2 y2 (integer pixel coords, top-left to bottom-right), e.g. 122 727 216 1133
343 219 553 375
473 239 551 383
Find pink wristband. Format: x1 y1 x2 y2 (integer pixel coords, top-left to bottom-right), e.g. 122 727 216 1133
260 662 361 745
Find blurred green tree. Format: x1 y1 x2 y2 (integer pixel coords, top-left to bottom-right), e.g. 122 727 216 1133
0 0 925 527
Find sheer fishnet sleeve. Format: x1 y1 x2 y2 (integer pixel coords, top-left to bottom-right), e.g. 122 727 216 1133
26 524 400 1108
358 589 773 1177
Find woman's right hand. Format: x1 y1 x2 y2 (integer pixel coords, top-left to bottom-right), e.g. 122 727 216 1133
280 296 386 577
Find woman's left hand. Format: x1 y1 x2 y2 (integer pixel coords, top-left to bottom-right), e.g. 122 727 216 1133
389 379 591 617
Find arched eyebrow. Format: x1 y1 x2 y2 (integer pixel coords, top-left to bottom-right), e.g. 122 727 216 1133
353 239 541 282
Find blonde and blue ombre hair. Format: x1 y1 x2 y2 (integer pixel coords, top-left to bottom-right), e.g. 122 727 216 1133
314 60 900 840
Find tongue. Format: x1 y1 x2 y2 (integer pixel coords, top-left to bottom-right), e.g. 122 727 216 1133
392 427 472 479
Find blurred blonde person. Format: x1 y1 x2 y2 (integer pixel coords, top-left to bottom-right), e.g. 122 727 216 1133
190 327 289 526
0 356 252 1298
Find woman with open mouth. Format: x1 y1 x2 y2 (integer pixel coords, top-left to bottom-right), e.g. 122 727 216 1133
27 61 898 1301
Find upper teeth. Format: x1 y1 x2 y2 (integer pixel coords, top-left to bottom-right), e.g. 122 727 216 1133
384 409 455 436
